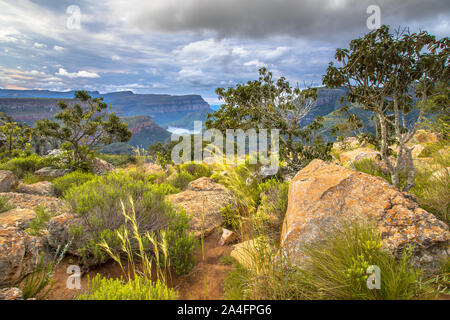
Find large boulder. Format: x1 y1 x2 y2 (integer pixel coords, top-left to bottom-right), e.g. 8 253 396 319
281 159 449 272
0 170 19 192
339 148 380 164
35 167 70 178
0 208 37 229
91 158 114 175
167 177 233 238
17 181 54 197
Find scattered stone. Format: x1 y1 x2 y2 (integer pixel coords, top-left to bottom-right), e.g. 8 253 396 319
0 170 19 192
91 157 115 175
35 167 71 178
0 208 37 229
281 159 449 272
17 181 54 197
0 287 23 300
167 177 233 238
218 228 238 246
339 148 380 164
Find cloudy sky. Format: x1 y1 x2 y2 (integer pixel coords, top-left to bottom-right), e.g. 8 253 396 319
0 0 449 104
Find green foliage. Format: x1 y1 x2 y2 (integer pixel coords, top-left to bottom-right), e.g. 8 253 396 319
19 246 67 299
64 171 195 270
0 154 57 178
295 221 422 300
35 90 132 170
221 204 241 231
179 162 211 179
51 170 95 197
22 172 50 185
411 153 450 224
97 153 136 167
353 158 391 182
206 67 331 170
26 205 55 236
77 274 178 300
256 179 289 238
161 209 197 275
168 169 195 190
0 194 14 213
148 141 178 169
0 121 33 159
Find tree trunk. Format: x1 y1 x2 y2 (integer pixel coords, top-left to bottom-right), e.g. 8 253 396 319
403 147 415 192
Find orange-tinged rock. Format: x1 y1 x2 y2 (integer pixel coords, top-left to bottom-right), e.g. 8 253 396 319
0 208 37 229
281 159 449 272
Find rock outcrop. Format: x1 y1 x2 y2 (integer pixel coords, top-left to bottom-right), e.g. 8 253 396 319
35 167 70 178
0 170 19 192
339 148 380 164
0 192 67 214
281 159 449 272
17 181 54 197
47 213 85 257
167 177 233 238
91 158 114 175
0 208 44 287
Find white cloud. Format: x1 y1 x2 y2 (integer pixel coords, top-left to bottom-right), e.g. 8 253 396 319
0 27 21 43
53 45 65 51
56 68 100 78
33 42 47 48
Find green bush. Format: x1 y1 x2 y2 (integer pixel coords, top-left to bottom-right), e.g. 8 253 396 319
0 154 58 178
221 204 241 231
179 162 211 179
22 172 50 185
77 274 178 300
52 170 95 197
257 179 289 235
97 153 136 167
168 170 195 190
64 171 196 271
26 205 55 236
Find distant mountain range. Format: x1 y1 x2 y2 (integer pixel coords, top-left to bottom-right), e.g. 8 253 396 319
1 87 417 152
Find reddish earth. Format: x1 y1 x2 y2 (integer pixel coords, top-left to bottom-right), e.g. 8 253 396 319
45 233 233 300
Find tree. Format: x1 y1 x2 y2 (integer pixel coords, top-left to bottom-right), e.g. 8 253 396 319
206 67 331 171
323 25 449 191
0 121 32 158
36 91 132 169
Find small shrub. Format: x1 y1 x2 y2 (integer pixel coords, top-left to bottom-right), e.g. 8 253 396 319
168 170 195 190
77 275 178 300
26 205 55 236
52 170 95 197
0 194 14 213
65 171 195 270
221 204 241 231
22 172 50 185
179 162 211 179
0 154 57 178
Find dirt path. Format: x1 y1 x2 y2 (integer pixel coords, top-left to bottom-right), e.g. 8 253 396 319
45 233 233 300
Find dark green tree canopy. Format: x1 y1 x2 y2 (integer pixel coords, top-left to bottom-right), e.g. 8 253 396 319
36 91 132 169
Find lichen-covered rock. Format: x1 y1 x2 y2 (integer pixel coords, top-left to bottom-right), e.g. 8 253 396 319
91 157 114 175
281 159 449 272
47 213 85 257
339 148 380 164
0 208 37 229
167 177 233 238
0 287 23 300
0 192 67 214
17 181 54 197
35 167 71 178
0 170 19 192
0 226 44 287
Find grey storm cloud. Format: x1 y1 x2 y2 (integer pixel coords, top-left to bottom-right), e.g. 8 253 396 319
128 0 450 39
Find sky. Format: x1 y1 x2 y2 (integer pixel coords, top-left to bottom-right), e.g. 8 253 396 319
0 0 449 105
